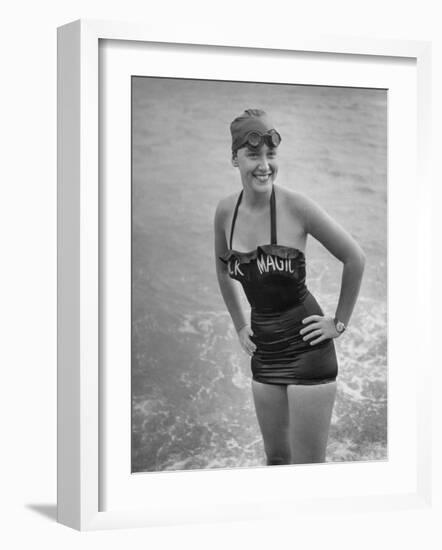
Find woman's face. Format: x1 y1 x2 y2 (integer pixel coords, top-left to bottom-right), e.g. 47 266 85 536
233 144 279 193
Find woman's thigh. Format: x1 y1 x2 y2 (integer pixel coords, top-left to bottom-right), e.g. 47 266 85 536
251 380 290 464
287 381 337 464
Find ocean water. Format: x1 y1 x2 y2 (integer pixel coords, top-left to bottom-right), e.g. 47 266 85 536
131 78 387 472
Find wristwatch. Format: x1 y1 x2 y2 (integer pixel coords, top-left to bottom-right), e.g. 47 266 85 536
333 317 346 335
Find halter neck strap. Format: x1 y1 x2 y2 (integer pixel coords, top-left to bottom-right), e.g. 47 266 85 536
229 186 277 249
270 185 277 245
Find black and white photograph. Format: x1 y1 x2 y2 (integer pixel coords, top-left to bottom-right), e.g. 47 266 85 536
4 0 437 542
131 76 387 473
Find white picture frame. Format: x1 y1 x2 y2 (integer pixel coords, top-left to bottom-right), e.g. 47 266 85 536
57 19 433 531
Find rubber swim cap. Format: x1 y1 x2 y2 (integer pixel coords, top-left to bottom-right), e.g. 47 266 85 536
230 109 280 153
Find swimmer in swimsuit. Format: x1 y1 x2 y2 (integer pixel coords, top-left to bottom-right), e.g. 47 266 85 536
214 109 365 465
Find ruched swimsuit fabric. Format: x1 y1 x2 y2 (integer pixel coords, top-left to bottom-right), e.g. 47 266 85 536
220 187 338 385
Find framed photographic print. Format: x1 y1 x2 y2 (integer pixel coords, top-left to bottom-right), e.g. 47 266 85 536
57 19 433 530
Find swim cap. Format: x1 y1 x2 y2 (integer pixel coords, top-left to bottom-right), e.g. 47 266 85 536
230 109 279 153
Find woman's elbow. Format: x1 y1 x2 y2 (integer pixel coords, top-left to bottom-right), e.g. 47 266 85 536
353 246 366 272
344 245 366 272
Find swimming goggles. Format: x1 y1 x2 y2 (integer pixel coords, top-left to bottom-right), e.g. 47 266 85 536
237 129 282 150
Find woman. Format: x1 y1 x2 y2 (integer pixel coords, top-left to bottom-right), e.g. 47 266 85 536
214 109 365 466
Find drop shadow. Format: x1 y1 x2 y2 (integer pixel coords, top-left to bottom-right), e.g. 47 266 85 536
26 503 57 522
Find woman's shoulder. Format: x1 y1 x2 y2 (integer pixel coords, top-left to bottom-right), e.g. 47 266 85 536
275 186 317 216
214 192 239 219
214 192 239 232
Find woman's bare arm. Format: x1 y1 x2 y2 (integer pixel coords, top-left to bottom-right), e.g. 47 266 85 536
296 193 366 328
214 200 248 333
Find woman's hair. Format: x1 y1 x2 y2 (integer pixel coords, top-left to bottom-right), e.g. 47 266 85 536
230 109 277 154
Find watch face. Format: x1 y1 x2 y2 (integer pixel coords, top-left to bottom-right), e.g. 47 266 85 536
336 321 345 333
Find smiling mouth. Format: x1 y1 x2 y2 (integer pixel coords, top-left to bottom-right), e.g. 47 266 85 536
253 173 272 182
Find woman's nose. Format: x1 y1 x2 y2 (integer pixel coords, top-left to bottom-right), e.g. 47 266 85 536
257 156 269 171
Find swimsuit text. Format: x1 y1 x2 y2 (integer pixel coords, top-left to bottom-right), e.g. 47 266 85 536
228 259 244 277
229 255 297 277
257 255 295 275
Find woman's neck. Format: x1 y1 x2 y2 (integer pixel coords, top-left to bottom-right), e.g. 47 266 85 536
242 185 273 211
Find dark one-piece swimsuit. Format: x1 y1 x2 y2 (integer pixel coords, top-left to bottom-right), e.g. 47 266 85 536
220 186 338 385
